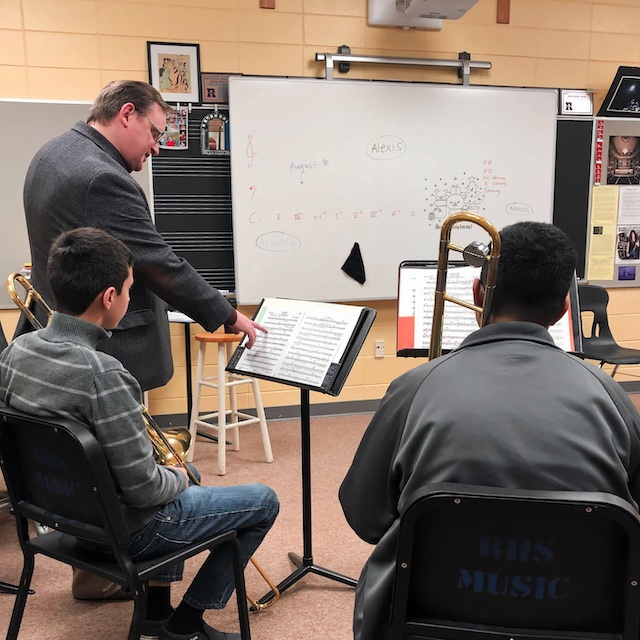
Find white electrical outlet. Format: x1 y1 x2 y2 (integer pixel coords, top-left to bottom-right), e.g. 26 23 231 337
374 340 385 358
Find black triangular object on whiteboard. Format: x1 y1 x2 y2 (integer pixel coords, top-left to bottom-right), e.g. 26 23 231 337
341 242 366 285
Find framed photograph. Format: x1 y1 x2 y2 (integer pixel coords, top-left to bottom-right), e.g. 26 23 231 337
147 41 201 104
201 73 231 104
598 66 640 117
559 89 593 116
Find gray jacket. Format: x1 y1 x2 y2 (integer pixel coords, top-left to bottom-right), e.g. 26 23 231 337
340 321 640 640
22 122 233 390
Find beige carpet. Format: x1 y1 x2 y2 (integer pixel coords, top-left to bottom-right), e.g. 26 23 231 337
0 413 373 640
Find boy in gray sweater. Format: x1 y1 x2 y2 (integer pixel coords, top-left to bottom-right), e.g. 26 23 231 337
0 227 279 640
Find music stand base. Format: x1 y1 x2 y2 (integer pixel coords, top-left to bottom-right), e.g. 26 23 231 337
0 581 34 595
256 552 356 607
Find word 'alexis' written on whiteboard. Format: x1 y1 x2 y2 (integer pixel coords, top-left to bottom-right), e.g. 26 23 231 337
229 77 557 303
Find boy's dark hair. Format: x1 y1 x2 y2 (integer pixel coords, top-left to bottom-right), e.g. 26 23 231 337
481 221 577 325
47 228 133 315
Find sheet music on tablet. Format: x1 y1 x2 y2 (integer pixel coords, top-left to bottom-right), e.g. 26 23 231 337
397 262 582 357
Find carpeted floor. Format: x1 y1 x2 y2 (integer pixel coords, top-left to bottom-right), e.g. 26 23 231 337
0 413 373 640
5 392 640 639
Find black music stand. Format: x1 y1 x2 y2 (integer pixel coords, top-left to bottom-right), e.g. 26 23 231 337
257 388 355 606
226 298 376 604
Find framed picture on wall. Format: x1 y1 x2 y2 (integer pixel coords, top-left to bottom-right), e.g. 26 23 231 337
201 73 231 104
147 41 201 104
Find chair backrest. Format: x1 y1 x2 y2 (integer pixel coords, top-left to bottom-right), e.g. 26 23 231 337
391 483 640 640
578 284 617 347
0 321 7 353
0 404 131 546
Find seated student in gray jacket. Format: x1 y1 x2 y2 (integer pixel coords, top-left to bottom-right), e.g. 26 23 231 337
0 227 279 640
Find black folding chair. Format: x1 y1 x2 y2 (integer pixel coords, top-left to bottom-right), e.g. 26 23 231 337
578 283 640 377
390 483 640 640
0 404 252 640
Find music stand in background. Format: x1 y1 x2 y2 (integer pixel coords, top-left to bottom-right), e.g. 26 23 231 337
227 298 376 603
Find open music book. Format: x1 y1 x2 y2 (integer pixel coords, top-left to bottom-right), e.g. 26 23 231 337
227 298 376 396
397 261 583 358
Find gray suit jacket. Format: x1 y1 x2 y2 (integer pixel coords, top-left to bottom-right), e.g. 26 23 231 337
22 122 234 390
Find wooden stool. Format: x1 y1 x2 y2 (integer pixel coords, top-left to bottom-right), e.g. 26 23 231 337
187 332 273 475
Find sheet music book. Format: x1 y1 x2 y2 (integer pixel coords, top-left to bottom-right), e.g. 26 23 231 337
227 298 376 396
397 261 583 358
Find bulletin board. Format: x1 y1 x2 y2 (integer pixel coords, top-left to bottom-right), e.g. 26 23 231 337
587 116 640 286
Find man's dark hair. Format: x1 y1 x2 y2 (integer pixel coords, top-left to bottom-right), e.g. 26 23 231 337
47 228 133 315
481 221 577 325
87 80 172 124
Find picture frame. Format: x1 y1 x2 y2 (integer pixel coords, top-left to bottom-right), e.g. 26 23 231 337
201 109 229 156
598 66 640 118
201 73 231 104
559 89 593 116
147 41 201 104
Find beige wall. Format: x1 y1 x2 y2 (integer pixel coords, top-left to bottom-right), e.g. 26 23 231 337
2 0 640 417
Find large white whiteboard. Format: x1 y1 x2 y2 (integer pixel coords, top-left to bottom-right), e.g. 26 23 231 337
229 77 558 304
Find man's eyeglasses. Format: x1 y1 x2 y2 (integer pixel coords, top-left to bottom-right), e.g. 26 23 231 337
134 106 165 143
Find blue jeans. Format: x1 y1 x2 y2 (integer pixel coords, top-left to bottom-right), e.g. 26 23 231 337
87 482 279 609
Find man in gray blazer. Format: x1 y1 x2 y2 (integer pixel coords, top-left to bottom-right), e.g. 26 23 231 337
22 80 264 391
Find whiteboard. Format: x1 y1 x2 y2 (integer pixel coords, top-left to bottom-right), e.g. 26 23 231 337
229 77 558 304
0 99 152 309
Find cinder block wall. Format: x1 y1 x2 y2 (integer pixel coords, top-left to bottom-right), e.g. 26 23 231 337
1 0 640 418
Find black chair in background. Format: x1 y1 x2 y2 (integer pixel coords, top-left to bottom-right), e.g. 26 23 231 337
390 483 640 640
0 404 252 640
578 283 640 377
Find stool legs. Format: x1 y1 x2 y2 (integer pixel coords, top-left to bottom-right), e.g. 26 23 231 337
187 335 274 475
252 377 273 463
186 341 207 463
217 342 228 475
226 344 241 453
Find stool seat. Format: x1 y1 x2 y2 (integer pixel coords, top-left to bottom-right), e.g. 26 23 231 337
194 333 245 344
187 332 273 475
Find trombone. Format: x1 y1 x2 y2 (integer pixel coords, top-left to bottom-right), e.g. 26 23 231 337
429 211 502 360
7 272 53 330
6 272 280 610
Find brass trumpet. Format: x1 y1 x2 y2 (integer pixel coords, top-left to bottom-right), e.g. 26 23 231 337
6 272 280 610
429 211 502 360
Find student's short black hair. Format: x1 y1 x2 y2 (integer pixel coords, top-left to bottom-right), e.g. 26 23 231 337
481 221 577 325
47 227 133 315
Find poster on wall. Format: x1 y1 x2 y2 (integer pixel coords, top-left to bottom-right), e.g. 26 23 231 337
159 108 188 150
588 116 640 284
147 41 201 104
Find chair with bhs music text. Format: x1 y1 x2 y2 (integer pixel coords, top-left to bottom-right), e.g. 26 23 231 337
187 332 273 475
389 483 640 640
578 283 640 378
0 404 252 640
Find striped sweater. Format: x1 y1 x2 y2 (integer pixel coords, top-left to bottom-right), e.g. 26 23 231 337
0 312 186 532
